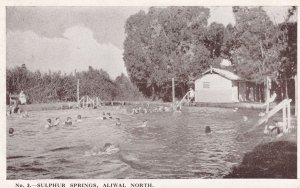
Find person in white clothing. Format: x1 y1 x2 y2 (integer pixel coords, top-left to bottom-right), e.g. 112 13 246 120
188 88 195 102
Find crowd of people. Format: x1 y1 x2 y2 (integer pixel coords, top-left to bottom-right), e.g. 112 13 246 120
130 105 172 114
7 103 29 118
44 115 84 128
6 88 212 139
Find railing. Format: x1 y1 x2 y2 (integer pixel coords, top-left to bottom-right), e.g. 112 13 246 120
176 91 191 110
251 99 292 133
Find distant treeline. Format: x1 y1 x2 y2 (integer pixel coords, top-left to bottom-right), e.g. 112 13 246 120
6 65 144 104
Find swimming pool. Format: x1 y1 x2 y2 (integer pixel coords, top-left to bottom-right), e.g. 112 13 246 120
7 106 264 179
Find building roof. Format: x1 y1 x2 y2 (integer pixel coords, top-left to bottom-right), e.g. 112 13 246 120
201 67 241 81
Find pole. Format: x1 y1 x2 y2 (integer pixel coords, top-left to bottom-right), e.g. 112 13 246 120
295 75 297 116
77 79 79 103
172 78 175 110
266 77 270 113
287 101 291 132
285 79 288 99
283 104 287 133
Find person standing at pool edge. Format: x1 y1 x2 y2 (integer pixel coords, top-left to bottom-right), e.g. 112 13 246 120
19 90 27 105
188 87 195 103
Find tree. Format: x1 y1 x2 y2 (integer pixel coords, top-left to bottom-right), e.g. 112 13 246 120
231 7 285 83
204 22 225 59
114 73 144 101
78 66 117 101
124 6 211 101
6 65 141 104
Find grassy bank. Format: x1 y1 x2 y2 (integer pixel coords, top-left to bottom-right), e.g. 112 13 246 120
225 111 297 179
224 140 297 178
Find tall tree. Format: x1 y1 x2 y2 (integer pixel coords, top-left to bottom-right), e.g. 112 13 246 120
124 6 211 101
231 7 286 83
115 73 144 101
6 65 140 104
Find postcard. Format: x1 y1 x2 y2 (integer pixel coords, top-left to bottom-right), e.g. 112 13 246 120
1 0 299 188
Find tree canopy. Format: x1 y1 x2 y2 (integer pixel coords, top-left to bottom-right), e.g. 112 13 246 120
123 6 297 101
6 65 144 104
7 6 297 104
124 7 213 101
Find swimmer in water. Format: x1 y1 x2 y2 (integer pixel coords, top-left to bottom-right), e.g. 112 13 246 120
9 128 14 136
96 112 107 120
45 118 52 129
138 120 148 128
107 112 113 119
164 106 170 112
86 143 120 156
143 108 148 114
65 117 72 125
76 115 82 122
101 143 120 154
205 126 211 134
20 110 29 118
264 124 281 136
116 118 121 126
53 117 60 126
132 107 139 114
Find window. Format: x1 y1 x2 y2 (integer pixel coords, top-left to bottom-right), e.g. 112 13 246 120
203 82 210 88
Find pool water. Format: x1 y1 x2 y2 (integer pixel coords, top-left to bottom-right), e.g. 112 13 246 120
7 107 262 179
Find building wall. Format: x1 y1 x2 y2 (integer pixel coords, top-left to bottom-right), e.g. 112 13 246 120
195 74 237 103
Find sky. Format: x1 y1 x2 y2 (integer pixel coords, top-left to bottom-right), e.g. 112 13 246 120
6 6 296 79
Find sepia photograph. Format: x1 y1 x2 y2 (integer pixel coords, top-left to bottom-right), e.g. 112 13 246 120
4 3 298 183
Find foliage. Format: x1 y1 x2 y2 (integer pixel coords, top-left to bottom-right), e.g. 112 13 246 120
115 73 145 101
231 7 286 83
124 7 212 101
7 6 297 103
6 65 143 104
124 6 297 101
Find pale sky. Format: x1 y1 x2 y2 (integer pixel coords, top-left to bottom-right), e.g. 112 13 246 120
6 6 296 79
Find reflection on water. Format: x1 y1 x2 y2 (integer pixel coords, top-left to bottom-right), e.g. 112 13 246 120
7 107 257 179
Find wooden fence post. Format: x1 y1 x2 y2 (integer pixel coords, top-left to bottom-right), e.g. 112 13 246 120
283 104 287 133
295 75 297 116
172 78 175 110
287 101 291 132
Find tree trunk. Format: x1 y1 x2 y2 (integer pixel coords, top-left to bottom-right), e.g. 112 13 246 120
254 84 256 102
152 85 155 100
295 75 297 116
285 79 289 99
281 81 284 100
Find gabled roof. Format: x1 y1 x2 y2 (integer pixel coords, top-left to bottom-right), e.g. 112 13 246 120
201 67 241 81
